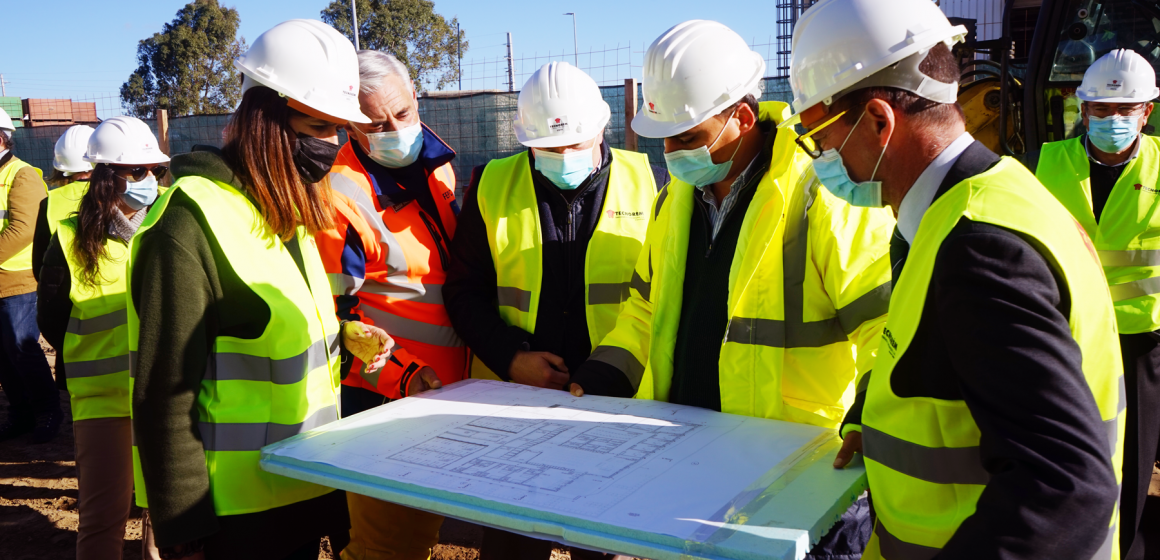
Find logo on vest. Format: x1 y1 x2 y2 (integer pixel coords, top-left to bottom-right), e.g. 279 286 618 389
548 116 570 134
606 209 646 220
1136 183 1160 195
882 327 899 358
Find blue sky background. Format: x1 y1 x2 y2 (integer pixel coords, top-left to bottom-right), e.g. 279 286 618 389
4 0 783 101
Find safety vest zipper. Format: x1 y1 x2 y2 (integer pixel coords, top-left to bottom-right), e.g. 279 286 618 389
417 211 450 269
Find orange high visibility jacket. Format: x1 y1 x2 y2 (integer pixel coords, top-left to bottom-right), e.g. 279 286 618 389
316 124 469 398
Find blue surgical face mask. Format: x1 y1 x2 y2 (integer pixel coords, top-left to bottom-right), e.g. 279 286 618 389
664 111 743 187
810 110 890 208
533 147 595 190
121 174 159 210
362 121 425 168
1087 115 1141 154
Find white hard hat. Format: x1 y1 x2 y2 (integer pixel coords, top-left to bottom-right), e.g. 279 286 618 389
632 20 765 139
786 0 967 121
83 116 170 166
236 19 370 124
514 62 610 148
0 107 13 133
1077 49 1160 103
53 125 96 173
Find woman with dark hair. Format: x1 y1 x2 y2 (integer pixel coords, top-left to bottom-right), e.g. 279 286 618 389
36 115 169 560
126 19 390 560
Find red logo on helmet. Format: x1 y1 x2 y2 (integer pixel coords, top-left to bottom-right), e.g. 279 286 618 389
649 102 655 110
555 118 561 123
1113 80 1119 84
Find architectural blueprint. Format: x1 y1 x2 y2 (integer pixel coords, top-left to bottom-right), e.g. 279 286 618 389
263 380 833 541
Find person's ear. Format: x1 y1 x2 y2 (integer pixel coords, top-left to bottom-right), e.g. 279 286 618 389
735 102 758 135
864 98 896 147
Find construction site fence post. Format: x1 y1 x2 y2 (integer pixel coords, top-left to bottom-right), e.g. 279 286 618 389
624 79 638 152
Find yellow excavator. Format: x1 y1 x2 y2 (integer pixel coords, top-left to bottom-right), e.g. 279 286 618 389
955 0 1160 157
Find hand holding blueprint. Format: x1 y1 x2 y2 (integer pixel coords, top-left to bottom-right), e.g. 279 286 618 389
261 380 867 560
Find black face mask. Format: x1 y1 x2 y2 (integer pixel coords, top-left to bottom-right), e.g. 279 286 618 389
293 133 341 184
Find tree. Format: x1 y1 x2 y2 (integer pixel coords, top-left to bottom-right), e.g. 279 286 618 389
321 0 467 92
120 0 246 118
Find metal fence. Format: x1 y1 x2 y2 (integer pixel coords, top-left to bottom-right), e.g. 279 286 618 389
11 76 795 197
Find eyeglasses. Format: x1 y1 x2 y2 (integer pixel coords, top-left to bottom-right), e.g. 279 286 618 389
109 165 169 182
1086 103 1150 117
795 110 848 159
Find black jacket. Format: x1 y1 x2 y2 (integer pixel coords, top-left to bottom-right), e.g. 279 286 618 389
443 142 668 378
846 142 1119 559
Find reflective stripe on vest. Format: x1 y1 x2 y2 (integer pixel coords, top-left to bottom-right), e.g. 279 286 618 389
0 158 46 271
476 148 656 347
127 175 341 514
57 218 132 421
1038 135 1160 334
46 180 88 235
863 158 1124 558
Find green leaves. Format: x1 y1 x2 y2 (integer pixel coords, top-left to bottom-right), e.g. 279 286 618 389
119 0 246 118
321 0 468 92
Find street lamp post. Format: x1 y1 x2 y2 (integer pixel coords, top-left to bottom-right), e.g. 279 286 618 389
564 12 578 67
351 0 359 50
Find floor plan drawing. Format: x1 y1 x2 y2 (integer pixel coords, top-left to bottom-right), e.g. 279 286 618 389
262 379 834 539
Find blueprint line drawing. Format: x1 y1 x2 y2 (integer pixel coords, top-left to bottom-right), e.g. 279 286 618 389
263 379 832 540
388 417 703 495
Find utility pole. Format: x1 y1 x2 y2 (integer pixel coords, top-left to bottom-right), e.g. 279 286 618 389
506 32 515 92
457 22 462 90
0 74 7 97
351 0 359 50
564 13 579 67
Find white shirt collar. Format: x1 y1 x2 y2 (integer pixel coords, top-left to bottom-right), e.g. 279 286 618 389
896 132 976 244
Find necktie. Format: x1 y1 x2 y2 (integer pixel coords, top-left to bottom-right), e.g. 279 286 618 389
890 225 910 287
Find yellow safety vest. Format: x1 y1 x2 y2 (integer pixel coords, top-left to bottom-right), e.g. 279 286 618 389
56 218 131 421
862 158 1124 559
471 148 657 379
127 175 342 515
590 101 895 428
1038 135 1160 334
46 180 88 235
0 157 46 271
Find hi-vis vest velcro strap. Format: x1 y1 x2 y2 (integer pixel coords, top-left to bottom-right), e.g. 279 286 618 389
864 157 1124 559
477 148 656 348
1038 135 1160 334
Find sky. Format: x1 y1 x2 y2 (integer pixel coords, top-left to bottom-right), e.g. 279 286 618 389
3 0 786 104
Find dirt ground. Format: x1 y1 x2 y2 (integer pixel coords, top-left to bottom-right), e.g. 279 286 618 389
0 344 573 560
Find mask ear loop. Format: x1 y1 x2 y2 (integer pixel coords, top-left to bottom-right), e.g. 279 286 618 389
837 108 893 182
869 115 895 183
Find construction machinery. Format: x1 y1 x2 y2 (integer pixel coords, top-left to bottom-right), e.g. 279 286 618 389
955 0 1160 156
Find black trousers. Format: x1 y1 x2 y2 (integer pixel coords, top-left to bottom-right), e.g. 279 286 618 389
200 489 351 560
480 526 614 560
1119 333 1160 560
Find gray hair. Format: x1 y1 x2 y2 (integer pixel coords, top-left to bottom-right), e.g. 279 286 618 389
357 50 413 95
